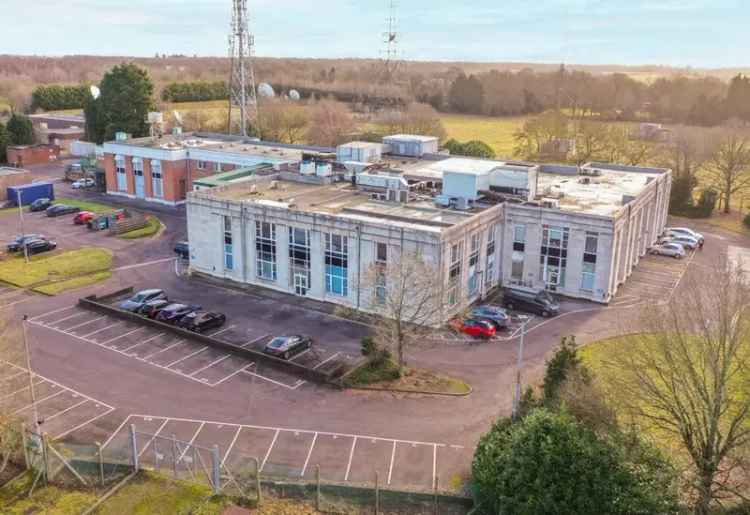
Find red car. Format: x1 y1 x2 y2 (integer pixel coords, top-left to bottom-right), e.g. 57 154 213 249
456 318 496 339
73 211 95 225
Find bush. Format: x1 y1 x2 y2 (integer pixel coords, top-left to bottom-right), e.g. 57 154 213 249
31 84 90 111
444 138 496 159
360 336 376 356
161 81 229 102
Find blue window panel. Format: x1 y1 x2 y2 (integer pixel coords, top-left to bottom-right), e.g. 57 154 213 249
225 253 234 270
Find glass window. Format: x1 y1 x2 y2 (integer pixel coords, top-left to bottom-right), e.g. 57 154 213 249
289 227 310 295
513 225 526 252
376 242 387 264
151 160 163 198
540 225 569 290
325 234 348 296
581 232 598 291
468 233 480 295
197 161 206 170
223 216 233 270
115 155 127 191
255 221 277 281
511 251 524 282
447 242 463 305
214 162 222 172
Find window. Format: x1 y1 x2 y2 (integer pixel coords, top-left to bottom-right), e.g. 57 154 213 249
151 160 163 198
468 233 480 296
447 242 463 306
376 242 388 264
486 225 496 284
581 232 598 291
540 225 570 290
375 242 387 304
513 225 526 252
289 227 310 295
255 221 277 280
197 161 207 170
325 234 348 296
115 155 127 191
214 162 222 172
223 216 233 270
510 225 526 284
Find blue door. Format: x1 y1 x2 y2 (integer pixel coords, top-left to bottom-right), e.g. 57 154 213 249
134 170 145 198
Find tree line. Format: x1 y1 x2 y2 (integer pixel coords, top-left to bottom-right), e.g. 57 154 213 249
30 84 91 112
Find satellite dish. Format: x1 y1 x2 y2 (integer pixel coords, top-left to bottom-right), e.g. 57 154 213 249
289 89 300 101
257 83 275 98
173 110 183 125
90 85 101 100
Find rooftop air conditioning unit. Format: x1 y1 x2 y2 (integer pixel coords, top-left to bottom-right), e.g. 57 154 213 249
454 197 471 210
269 180 279 189
542 198 560 209
249 184 258 194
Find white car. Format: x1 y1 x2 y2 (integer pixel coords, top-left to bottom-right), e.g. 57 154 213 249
71 178 95 189
664 227 704 243
650 242 686 259
661 234 699 250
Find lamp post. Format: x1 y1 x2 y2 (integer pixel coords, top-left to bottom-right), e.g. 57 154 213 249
21 315 40 434
511 315 530 419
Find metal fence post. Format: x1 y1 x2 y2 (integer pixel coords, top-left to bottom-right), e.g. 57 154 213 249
153 438 160 471
250 456 261 505
171 434 178 478
375 470 380 515
315 464 321 511
41 433 49 486
434 474 439 515
129 425 139 472
211 445 221 495
21 423 30 471
96 442 104 486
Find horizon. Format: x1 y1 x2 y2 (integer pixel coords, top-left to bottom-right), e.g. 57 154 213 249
3 0 747 69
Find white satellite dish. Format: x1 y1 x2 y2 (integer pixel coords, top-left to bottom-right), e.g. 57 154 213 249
90 85 101 100
257 83 275 98
289 89 300 101
173 110 183 125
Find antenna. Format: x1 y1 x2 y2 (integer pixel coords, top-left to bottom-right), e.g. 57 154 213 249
89 85 101 100
227 0 259 137
380 0 402 82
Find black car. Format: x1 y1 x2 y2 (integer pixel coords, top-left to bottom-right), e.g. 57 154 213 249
174 241 189 259
178 312 226 333
119 289 167 312
503 288 560 317
25 239 57 255
155 303 201 324
46 204 81 217
7 234 46 253
264 335 313 360
30 198 52 212
135 299 170 318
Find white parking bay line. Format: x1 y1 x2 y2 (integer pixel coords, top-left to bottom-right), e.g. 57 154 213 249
43 399 88 423
344 436 358 481
81 321 124 339
189 355 230 377
240 334 270 348
260 429 280 472
300 432 318 477
312 352 341 370
165 347 209 368
387 441 397 485
54 408 116 441
210 362 254 387
141 339 185 360
66 316 107 332
48 311 88 326
177 422 205 462
123 332 165 353
29 305 74 322
101 327 145 345
222 427 243 466
208 325 236 338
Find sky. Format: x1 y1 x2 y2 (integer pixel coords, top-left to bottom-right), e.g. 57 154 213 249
3 0 747 68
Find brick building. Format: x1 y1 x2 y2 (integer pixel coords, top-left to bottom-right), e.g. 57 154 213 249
6 144 61 167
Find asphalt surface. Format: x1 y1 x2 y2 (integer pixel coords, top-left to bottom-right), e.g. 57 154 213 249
1 161 746 492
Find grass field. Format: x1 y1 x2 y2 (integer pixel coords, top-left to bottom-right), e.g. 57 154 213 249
0 247 113 290
118 216 161 240
439 114 528 158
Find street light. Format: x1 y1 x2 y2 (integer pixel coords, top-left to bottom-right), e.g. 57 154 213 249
21 315 41 434
511 314 530 420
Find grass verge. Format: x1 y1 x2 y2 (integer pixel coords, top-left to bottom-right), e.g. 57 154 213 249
0 247 113 290
33 271 113 295
118 216 161 240
54 198 114 214
345 359 471 395
0 471 96 515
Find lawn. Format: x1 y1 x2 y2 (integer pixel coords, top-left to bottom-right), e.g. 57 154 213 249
54 197 114 214
439 114 529 158
344 359 471 395
0 247 113 290
0 471 96 515
118 216 161 240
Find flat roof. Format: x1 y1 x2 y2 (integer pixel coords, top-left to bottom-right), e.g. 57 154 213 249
0 167 29 177
193 165 269 187
383 134 439 142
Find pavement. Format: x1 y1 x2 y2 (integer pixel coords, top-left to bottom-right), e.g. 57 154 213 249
1 161 748 493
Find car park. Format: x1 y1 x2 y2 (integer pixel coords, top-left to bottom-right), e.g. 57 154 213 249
155 303 201 325
177 311 227 333
29 198 52 212
264 335 313 360
46 204 81 217
665 227 704 243
174 241 189 259
7 234 46 253
24 239 57 255
135 299 170 318
71 178 95 189
470 305 509 329
73 211 96 225
661 234 698 250
502 288 560 317
119 289 168 312
456 319 496 339
649 242 686 259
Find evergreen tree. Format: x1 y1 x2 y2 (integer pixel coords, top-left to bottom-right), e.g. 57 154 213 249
6 113 34 145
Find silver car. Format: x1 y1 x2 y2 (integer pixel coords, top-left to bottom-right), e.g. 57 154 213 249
661 234 699 250
664 227 704 243
650 242 686 259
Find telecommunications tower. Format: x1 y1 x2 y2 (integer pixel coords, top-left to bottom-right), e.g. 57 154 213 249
227 0 258 136
381 0 401 81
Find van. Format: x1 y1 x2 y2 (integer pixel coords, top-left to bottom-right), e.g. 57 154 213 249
502 288 560 317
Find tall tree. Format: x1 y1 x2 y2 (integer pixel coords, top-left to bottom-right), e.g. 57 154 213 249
259 101 310 144
306 100 354 147
6 113 34 145
85 63 155 144
726 74 750 122
0 122 9 163
704 134 750 213
448 73 484 114
603 258 750 514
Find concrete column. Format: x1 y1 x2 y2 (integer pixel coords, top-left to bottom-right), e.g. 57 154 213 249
276 225 290 292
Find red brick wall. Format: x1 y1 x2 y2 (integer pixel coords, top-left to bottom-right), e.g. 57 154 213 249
103 154 116 192
7 145 60 167
162 160 188 202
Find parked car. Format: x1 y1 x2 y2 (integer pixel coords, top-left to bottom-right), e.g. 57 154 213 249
73 211 96 225
649 242 686 259
503 288 560 317
119 289 168 312
24 239 57 255
155 304 201 324
135 299 170 318
457 319 496 339
470 305 510 329
661 234 699 250
178 311 227 333
664 227 704 243
29 198 52 212
7 234 46 253
264 335 313 360
71 178 95 189
174 241 189 259
46 204 81 217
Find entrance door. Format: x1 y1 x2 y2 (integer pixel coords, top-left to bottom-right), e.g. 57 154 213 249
294 273 308 296
134 170 145 198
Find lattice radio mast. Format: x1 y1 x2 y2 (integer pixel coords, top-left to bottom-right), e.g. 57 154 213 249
227 0 258 136
381 0 401 81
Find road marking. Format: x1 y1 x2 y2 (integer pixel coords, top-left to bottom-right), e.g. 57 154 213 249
113 257 176 272
0 297 34 310
210 363 254 387
141 339 184 360
208 325 235 337
0 378 45 401
101 417 132 449
43 400 88 423
222 427 243 466
48 311 88 326
81 321 124 339
312 352 341 370
290 348 311 361
54 408 116 441
101 327 145 345
240 334 270 348
240 369 302 390
189 355 230 377
177 422 205 462
165 347 209 368
13 389 65 415
432 444 437 490
29 305 74 321
300 432 318 477
137 419 170 458
1 370 27 382
344 437 357 481
123 332 165 353
260 429 280 472
387 441 397 485
66 316 106 332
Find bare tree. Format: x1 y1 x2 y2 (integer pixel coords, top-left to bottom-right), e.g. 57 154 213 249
259 101 310 144
376 103 447 141
306 100 355 147
601 258 750 514
360 250 443 368
704 133 750 213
